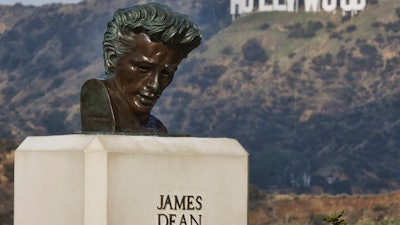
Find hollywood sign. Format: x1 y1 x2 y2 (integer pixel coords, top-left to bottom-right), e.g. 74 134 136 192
230 0 367 19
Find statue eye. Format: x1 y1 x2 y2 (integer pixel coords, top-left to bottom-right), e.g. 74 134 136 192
161 70 173 80
136 64 150 72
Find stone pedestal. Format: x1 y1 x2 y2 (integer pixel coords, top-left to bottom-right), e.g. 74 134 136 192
14 135 248 225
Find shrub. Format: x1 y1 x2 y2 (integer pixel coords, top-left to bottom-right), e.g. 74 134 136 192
188 64 227 88
396 7 400 18
1 86 18 100
41 110 67 135
359 43 378 56
308 21 323 32
384 20 400 33
260 22 270 30
50 77 65 90
324 211 347 225
371 21 383 29
345 25 357 33
287 21 323 38
221 45 234 55
341 14 351 23
0 139 18 152
326 21 337 31
329 32 343 40
290 61 303 74
248 185 267 201
287 23 305 38
241 38 268 63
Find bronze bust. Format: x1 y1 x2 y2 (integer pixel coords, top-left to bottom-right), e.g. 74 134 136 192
80 3 201 134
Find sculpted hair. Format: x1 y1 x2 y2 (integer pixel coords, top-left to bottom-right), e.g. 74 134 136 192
103 3 202 77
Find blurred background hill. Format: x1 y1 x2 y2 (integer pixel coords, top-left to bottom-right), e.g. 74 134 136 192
158 0 400 195
0 0 400 196
2 0 400 224
0 0 231 139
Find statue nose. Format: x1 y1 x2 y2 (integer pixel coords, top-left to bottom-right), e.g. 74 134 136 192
147 73 161 92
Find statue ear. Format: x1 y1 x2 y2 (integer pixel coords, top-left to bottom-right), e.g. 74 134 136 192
105 50 117 73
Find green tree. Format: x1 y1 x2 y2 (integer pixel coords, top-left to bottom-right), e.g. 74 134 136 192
324 211 348 225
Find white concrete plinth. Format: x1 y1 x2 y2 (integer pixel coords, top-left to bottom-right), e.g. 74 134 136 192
14 134 248 225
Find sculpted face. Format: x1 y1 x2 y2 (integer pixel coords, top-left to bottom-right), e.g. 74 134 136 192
110 33 185 116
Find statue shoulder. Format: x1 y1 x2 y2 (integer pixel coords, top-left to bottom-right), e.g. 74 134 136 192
80 79 115 132
81 79 108 91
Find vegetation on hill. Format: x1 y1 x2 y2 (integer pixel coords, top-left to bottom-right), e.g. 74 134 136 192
0 0 231 138
154 0 400 194
0 4 36 34
0 139 17 225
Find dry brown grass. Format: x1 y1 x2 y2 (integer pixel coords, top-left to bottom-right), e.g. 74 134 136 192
249 192 400 225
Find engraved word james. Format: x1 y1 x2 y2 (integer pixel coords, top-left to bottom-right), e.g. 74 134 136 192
157 194 203 225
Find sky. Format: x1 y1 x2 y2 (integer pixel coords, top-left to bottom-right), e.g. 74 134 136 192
0 0 82 6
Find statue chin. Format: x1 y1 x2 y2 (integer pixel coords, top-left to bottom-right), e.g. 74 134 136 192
80 79 167 134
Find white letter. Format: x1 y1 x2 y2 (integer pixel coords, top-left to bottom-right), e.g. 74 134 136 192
273 0 287 11
230 0 254 16
242 0 254 13
322 0 337 12
353 0 366 11
286 0 296 12
259 0 273 11
304 0 320 12
340 0 353 11
230 0 240 15
340 0 366 12
230 0 240 16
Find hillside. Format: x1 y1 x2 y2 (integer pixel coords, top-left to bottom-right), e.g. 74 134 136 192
0 4 36 34
1 0 400 194
0 0 231 138
153 0 400 194
0 139 16 225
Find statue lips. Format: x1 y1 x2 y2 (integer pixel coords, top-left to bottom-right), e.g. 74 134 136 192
137 89 161 107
